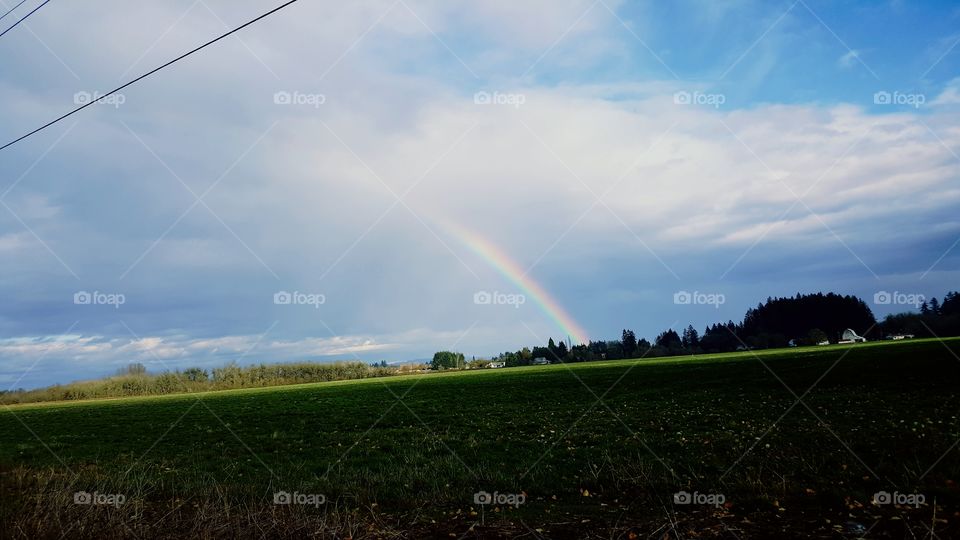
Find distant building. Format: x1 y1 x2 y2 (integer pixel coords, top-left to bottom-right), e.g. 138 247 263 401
532 357 549 365
838 328 867 344
487 361 506 369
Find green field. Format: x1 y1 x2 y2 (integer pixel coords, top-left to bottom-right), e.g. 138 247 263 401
2 339 960 538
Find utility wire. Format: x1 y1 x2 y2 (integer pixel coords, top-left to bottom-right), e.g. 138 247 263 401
0 0 31 24
0 0 51 40
0 0 301 152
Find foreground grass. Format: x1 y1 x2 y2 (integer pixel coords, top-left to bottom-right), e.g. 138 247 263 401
2 339 960 538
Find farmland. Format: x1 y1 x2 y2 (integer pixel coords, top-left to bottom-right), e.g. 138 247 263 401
2 339 960 538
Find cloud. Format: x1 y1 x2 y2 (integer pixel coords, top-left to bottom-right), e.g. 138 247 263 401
0 332 399 376
0 232 30 253
0 324 524 389
837 49 863 69
932 78 960 106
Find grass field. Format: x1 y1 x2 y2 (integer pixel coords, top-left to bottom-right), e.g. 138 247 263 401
2 339 960 538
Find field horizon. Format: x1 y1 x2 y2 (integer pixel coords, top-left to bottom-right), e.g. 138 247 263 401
2 337 952 410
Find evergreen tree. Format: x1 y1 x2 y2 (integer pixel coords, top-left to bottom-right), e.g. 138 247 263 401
621 329 637 358
655 329 682 350
681 325 700 349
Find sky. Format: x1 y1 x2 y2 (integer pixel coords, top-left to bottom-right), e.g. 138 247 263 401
0 0 958 389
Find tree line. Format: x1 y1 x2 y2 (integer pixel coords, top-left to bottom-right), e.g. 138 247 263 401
0 361 403 405
474 290 960 368
882 291 960 338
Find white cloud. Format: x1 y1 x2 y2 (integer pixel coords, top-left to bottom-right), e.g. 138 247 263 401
0 332 401 368
0 232 30 253
837 49 862 69
932 78 960 106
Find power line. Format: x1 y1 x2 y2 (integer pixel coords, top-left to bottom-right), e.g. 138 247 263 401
0 0 31 24
0 0 301 152
0 0 51 41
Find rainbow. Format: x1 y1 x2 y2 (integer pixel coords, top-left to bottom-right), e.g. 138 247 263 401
443 220 589 345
